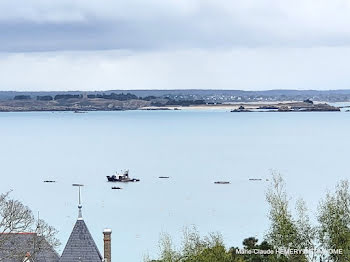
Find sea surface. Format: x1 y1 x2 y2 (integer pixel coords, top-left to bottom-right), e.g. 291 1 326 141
1 109 350 261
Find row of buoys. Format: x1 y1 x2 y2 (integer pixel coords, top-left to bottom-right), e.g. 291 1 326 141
214 178 269 184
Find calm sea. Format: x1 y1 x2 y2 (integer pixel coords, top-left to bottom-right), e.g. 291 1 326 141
1 109 350 261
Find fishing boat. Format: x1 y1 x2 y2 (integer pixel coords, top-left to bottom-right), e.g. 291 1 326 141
107 170 140 182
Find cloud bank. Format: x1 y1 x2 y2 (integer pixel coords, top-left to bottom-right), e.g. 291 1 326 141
1 48 349 91
1 0 350 51
0 0 349 90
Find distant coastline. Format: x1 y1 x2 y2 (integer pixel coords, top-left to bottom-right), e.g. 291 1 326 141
0 100 342 113
0 90 347 112
2 89 350 102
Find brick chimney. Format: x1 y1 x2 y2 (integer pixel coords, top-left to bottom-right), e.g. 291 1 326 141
103 229 112 262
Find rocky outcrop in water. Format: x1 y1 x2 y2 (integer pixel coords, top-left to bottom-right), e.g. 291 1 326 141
279 102 340 112
230 102 341 113
231 105 252 112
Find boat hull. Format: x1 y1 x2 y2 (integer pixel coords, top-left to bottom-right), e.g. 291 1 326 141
106 176 140 182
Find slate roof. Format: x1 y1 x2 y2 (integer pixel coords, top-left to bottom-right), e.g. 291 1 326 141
0 233 60 262
59 219 102 262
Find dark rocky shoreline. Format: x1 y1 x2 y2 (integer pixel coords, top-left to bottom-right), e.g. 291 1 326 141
231 101 340 112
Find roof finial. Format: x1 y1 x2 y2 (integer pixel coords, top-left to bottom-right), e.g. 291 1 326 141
73 184 84 220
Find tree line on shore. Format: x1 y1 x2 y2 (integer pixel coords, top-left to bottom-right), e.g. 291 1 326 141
13 93 206 106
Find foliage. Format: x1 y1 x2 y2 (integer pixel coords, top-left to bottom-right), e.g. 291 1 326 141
266 173 299 249
295 199 317 261
318 180 350 261
54 94 82 100
0 191 33 234
148 173 350 262
165 99 205 106
146 227 234 262
147 228 290 262
231 237 281 262
37 95 53 101
13 95 31 100
265 172 314 261
87 92 138 100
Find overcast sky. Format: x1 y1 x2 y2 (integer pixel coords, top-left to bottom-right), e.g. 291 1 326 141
1 0 350 91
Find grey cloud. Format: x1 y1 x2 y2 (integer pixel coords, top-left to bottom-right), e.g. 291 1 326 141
1 0 350 52
1 1 350 93
0 19 262 52
0 48 349 91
